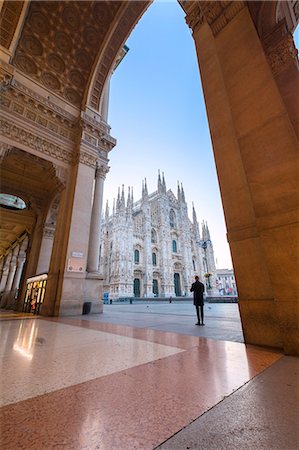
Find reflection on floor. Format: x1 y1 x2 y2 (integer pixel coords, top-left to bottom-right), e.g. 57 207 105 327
0 317 297 450
0 309 33 320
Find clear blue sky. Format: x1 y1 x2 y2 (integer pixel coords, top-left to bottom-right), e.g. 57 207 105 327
104 1 299 270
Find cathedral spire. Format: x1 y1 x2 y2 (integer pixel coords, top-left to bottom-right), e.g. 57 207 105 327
120 184 125 209
113 198 115 216
127 186 131 208
116 187 120 211
205 221 211 240
158 170 163 193
105 200 109 220
192 202 197 223
202 221 208 240
181 183 185 203
177 181 181 201
131 186 134 205
142 178 148 200
162 172 166 193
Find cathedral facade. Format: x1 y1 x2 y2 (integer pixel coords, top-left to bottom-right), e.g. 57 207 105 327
99 173 217 299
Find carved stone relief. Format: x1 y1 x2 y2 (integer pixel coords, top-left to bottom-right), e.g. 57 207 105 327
266 33 299 76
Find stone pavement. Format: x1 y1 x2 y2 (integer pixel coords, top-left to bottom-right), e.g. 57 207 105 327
82 301 244 343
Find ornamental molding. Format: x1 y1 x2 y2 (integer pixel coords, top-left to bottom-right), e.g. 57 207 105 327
265 33 298 76
79 112 116 154
8 79 76 121
1 80 78 142
0 119 74 164
78 146 98 168
185 3 205 32
184 1 245 36
53 164 69 187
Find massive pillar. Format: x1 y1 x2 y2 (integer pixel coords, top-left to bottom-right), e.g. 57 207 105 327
184 1 299 355
41 113 115 316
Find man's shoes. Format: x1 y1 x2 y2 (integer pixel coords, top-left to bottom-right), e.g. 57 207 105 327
195 322 201 325
201 323 205 326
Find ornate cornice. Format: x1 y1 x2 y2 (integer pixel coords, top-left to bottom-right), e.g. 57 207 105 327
184 1 245 36
0 118 74 164
79 111 116 154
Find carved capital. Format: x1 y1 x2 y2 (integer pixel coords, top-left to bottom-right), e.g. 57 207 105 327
185 3 205 33
265 33 298 76
0 143 12 162
0 61 14 93
96 164 110 180
53 164 68 187
184 1 245 36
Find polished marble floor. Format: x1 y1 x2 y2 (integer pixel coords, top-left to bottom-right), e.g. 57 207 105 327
0 315 296 450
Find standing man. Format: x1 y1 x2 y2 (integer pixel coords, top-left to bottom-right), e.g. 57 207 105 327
190 275 205 326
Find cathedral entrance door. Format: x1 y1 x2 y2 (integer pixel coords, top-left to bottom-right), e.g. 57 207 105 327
174 273 181 297
133 278 140 297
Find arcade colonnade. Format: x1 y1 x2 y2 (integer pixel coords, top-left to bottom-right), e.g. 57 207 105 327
0 1 298 355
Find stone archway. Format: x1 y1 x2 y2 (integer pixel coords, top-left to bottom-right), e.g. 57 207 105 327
0 1 298 355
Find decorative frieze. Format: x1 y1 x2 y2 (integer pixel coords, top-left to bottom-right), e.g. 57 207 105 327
0 119 74 164
78 147 98 168
0 81 78 143
184 1 245 36
265 33 298 76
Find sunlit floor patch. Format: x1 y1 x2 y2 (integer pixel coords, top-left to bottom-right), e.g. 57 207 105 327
0 318 184 406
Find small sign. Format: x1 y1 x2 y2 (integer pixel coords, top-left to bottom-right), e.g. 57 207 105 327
71 251 84 258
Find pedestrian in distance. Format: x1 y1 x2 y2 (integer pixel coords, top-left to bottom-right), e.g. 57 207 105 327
190 275 205 326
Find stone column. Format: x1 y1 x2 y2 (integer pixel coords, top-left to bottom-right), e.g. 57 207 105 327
12 254 26 291
5 252 17 292
0 256 10 292
184 2 299 355
87 164 109 273
0 258 5 288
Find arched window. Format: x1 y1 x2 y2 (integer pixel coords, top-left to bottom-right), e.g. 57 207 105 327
192 259 196 271
152 252 157 266
151 228 157 243
134 249 140 263
169 209 176 228
172 240 177 253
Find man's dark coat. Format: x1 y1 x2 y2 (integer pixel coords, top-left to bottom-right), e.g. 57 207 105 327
190 280 205 306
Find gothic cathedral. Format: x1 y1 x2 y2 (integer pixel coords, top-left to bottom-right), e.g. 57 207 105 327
99 173 217 299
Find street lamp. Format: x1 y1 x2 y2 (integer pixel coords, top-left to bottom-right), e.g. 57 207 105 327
196 239 212 290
